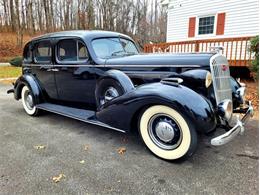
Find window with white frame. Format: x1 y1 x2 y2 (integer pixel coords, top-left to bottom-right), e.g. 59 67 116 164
198 16 215 35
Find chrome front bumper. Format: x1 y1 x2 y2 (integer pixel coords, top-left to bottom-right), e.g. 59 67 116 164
211 101 254 146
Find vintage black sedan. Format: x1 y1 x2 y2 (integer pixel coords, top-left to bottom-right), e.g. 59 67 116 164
8 30 253 160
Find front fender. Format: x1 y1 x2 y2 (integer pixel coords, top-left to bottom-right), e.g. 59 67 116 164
14 74 43 104
96 82 217 133
98 69 135 93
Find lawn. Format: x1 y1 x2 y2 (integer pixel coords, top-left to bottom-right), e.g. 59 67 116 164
0 66 22 79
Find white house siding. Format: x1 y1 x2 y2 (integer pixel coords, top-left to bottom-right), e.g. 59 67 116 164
167 0 259 42
165 0 259 62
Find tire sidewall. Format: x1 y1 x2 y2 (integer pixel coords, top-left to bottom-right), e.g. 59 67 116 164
21 85 38 116
139 105 197 160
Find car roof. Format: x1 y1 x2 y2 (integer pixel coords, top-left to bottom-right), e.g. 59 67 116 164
31 30 133 42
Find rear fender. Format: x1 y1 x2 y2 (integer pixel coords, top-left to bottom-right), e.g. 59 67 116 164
96 82 217 133
14 74 43 104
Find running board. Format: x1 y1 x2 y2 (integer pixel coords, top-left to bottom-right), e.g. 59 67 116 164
36 103 126 133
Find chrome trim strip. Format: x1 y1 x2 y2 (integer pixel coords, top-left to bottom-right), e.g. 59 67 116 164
23 64 53 67
124 71 175 74
105 64 201 68
23 63 201 68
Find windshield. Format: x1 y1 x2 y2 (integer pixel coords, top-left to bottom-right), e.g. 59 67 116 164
92 37 139 59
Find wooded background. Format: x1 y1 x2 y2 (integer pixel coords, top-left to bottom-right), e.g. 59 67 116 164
0 0 167 48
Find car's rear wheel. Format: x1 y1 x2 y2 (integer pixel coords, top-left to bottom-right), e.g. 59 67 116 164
139 105 197 160
96 78 124 107
21 85 39 116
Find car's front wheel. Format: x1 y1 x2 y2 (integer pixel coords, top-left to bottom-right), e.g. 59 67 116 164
21 85 39 116
139 105 197 160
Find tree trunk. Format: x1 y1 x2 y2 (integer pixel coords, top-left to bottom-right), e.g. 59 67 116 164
14 0 23 47
9 0 15 31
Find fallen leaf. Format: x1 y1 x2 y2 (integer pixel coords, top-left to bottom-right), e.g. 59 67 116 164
117 147 126 155
79 160 85 164
106 187 114 192
84 144 89 151
34 145 46 150
52 173 66 183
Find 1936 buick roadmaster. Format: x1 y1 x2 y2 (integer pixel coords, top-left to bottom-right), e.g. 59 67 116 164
8 30 254 160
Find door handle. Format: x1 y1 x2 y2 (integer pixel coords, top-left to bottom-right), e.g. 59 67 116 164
51 68 59 72
47 68 59 72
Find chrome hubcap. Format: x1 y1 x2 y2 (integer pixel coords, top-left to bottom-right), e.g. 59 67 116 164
155 121 175 142
101 87 119 105
148 114 182 150
24 91 34 110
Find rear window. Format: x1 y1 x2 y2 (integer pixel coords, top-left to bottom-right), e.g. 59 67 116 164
34 41 52 63
57 39 88 63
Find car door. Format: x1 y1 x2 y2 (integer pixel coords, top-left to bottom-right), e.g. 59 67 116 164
31 39 58 100
54 38 97 109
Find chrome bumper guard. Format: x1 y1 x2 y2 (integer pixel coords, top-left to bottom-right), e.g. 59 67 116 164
211 101 254 146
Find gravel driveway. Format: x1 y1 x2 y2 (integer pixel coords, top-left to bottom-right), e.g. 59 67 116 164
0 83 258 195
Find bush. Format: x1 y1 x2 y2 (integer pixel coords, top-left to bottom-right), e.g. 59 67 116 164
9 56 23 67
250 36 259 79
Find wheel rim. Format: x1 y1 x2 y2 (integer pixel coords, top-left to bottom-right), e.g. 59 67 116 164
24 90 34 110
148 114 182 150
100 87 119 105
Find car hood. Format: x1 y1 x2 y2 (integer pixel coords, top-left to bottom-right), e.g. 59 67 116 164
105 53 215 67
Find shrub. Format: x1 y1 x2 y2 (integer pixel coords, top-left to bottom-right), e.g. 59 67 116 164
249 36 259 80
9 56 23 67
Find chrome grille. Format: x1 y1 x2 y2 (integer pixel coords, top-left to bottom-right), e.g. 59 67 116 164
210 54 232 105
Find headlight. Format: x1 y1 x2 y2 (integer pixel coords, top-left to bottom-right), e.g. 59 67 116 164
218 99 233 121
205 71 212 88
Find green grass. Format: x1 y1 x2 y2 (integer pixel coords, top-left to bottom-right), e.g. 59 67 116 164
0 66 22 79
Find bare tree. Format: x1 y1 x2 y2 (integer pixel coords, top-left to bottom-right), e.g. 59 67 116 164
0 0 167 48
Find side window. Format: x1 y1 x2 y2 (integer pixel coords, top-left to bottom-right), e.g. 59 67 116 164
57 39 77 61
78 42 88 60
57 39 88 63
23 44 32 63
34 41 52 63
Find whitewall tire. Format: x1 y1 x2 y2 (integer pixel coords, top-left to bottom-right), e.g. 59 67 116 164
21 85 39 116
139 105 197 160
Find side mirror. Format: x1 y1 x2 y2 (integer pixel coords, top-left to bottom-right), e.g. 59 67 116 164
9 57 23 67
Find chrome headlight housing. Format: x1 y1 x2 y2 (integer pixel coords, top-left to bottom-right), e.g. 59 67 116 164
217 99 233 121
205 71 212 88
